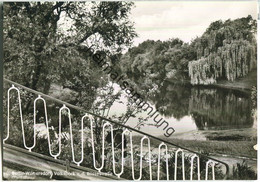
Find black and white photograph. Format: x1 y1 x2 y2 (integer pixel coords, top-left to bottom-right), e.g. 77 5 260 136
1 0 258 180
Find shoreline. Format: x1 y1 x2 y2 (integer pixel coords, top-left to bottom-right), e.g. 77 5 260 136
211 69 257 92
166 69 256 93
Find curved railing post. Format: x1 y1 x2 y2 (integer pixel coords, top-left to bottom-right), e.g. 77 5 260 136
113 129 131 178
4 85 35 151
205 160 215 180
157 142 169 180
190 154 200 180
34 95 60 158
174 148 185 180
91 120 115 173
130 135 152 181
70 113 91 166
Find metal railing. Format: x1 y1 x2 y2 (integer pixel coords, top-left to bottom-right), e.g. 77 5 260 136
3 78 229 180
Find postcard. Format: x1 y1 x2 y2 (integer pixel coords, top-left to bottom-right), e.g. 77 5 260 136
1 0 258 180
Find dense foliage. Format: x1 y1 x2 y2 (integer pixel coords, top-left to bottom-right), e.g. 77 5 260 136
3 1 138 174
189 16 256 84
120 38 192 90
119 15 256 87
4 1 136 108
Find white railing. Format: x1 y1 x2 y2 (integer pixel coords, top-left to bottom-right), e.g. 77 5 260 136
3 79 229 180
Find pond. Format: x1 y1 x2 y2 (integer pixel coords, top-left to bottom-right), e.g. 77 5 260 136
108 81 255 141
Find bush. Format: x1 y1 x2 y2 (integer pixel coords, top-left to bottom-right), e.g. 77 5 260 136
230 161 257 180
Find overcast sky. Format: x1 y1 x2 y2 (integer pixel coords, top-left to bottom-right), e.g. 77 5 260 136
130 0 257 46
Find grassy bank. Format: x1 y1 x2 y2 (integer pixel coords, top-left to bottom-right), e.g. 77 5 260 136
139 136 256 158
165 128 257 158
167 69 256 93
132 128 257 159
163 138 257 159
213 69 257 91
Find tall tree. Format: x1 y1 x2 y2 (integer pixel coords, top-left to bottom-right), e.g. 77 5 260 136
4 1 137 108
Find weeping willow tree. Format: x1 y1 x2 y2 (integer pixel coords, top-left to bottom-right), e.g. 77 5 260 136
188 15 256 85
189 39 256 85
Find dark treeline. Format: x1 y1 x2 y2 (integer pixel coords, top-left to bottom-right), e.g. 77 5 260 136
119 15 256 88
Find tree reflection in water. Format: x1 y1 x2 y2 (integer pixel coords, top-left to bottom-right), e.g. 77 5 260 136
148 81 253 130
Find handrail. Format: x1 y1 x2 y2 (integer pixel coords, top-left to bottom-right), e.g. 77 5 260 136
3 78 230 180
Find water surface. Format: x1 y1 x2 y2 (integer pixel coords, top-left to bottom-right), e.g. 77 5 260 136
108 81 254 139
